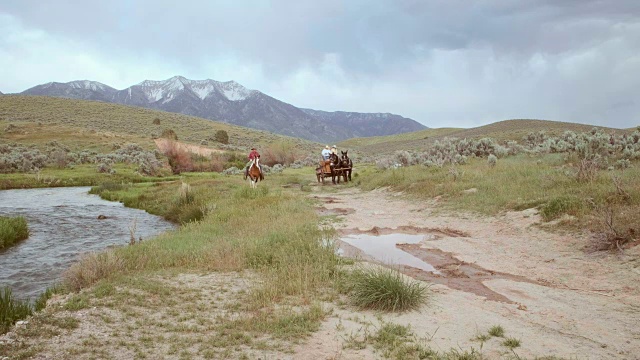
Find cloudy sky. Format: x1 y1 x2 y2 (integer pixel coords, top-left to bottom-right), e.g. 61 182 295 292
1 0 639 129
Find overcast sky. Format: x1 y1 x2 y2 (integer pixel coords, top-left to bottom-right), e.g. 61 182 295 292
1 0 639 129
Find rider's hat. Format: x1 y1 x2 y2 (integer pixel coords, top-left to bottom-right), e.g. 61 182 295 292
332 145 337 148
251 147 256 150
325 145 330 149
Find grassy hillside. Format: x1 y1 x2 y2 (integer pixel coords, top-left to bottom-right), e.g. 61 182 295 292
0 95 321 154
341 119 631 155
337 127 461 148
443 119 629 143
2 97 634 160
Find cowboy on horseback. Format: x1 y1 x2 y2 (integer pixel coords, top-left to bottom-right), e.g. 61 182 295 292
244 147 263 180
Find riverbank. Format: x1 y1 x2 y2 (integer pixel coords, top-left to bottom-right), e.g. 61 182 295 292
0 164 180 190
0 171 345 359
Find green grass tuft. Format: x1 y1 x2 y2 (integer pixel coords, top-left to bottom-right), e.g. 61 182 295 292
348 266 429 312
34 284 65 312
0 216 29 249
488 325 505 337
0 286 33 334
540 196 584 222
502 337 521 348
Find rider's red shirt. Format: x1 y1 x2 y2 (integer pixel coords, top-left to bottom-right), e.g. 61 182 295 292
249 150 260 160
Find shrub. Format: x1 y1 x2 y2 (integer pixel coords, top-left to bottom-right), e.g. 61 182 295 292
0 286 33 334
262 141 298 166
615 159 631 170
136 152 164 176
162 140 193 174
347 266 429 312
152 117 161 125
214 130 229 144
50 149 69 168
96 162 112 173
177 182 195 205
271 164 285 173
576 158 600 182
160 128 178 140
487 154 497 167
0 216 29 249
222 166 241 175
540 196 583 221
176 203 207 224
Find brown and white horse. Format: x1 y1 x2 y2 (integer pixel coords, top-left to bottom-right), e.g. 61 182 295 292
245 159 263 188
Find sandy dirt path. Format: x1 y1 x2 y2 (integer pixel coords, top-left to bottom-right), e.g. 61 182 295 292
297 187 640 359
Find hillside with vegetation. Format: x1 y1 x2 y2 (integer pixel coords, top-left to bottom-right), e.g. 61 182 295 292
341 119 631 155
0 95 321 153
0 96 325 187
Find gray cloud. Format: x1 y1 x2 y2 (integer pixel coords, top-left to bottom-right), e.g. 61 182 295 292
1 0 639 128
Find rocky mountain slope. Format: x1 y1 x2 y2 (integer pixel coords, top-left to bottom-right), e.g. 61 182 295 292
302 108 426 138
20 76 427 142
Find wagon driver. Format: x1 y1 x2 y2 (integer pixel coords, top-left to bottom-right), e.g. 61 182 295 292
321 145 331 160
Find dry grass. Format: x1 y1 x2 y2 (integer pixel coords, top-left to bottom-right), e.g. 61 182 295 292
355 154 640 246
64 251 126 292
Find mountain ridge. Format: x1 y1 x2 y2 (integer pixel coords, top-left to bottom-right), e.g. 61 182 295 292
19 76 427 142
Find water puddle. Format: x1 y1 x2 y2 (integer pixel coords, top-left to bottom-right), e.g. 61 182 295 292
340 233 440 274
338 228 539 303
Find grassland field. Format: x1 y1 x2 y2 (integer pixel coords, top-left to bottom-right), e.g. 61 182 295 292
1 95 639 359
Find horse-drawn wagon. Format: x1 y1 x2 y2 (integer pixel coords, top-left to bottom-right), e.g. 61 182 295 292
315 151 352 184
316 159 336 184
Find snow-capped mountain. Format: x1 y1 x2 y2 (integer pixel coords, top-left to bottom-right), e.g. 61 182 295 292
19 76 427 142
22 80 116 101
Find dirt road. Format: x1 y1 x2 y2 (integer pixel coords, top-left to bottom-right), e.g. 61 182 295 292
301 187 640 359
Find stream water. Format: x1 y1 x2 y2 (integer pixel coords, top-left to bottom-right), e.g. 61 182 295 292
340 233 440 274
0 187 175 300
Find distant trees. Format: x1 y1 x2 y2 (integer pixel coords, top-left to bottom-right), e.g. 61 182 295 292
214 130 229 144
160 129 178 141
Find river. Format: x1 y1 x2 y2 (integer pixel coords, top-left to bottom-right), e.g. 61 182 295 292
0 186 175 300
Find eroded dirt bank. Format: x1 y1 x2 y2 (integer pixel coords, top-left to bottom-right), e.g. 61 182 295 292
302 187 640 359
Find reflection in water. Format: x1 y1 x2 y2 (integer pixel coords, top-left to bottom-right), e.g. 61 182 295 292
340 233 439 274
0 187 175 300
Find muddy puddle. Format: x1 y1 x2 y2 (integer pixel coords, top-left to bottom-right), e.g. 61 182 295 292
340 233 440 274
338 228 539 303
